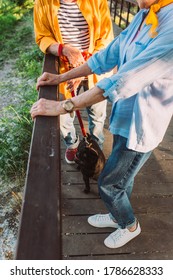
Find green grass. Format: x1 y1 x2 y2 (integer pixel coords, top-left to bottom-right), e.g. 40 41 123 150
0 86 37 182
0 0 35 67
16 45 43 78
0 2 43 183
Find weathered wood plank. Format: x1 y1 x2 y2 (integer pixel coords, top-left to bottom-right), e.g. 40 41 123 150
62 213 173 234
63 251 173 260
62 196 173 216
62 231 173 257
61 170 173 185
15 54 62 260
61 181 173 198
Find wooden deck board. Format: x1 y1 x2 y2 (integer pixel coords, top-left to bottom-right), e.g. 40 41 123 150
62 213 173 234
62 231 173 257
61 101 173 259
61 124 173 259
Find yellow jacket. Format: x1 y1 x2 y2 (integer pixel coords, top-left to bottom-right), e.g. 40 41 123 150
34 0 113 98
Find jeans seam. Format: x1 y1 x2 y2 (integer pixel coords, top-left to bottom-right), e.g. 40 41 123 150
117 152 143 188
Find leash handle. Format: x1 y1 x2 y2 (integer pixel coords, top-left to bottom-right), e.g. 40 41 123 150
71 90 87 137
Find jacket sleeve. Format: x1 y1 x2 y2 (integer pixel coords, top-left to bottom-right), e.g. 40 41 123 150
99 29 173 103
88 12 173 103
93 0 114 52
34 0 57 53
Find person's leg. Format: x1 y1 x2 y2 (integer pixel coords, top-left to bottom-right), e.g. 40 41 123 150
98 135 151 229
60 80 88 163
81 80 107 149
60 113 79 164
88 135 152 248
86 100 107 149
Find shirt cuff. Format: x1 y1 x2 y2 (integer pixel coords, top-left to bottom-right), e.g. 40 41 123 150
87 56 103 75
96 78 119 103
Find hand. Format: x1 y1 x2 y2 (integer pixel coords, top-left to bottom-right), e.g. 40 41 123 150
62 44 85 67
66 77 84 93
36 72 59 90
30 98 61 119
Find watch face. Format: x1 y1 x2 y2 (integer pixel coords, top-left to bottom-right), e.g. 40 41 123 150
63 99 74 112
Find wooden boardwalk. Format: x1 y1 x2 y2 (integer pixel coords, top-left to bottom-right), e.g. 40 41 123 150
61 104 173 260
60 23 173 260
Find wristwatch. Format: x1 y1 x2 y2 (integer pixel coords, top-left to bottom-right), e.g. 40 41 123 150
62 99 75 114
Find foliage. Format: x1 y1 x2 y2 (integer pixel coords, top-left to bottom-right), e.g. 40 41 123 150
0 0 34 66
0 0 33 17
0 86 37 182
16 45 43 78
0 0 42 182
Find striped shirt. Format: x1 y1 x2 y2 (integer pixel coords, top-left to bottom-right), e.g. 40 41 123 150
58 0 89 51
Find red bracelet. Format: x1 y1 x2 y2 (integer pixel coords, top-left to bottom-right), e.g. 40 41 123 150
58 44 64 56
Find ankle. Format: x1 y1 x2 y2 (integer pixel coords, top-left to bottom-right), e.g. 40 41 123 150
128 221 138 232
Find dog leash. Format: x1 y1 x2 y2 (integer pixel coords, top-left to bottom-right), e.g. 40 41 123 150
70 89 87 138
59 50 92 139
68 51 92 139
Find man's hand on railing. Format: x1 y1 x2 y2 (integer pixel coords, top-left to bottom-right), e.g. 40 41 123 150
36 72 60 90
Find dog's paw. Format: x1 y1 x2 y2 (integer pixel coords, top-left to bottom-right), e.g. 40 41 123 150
83 188 90 194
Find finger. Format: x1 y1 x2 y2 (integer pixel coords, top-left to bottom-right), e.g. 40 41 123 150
36 84 40 91
66 84 74 91
36 80 49 89
31 102 38 109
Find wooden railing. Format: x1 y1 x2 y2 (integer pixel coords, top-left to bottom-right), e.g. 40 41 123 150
109 0 139 28
15 54 62 260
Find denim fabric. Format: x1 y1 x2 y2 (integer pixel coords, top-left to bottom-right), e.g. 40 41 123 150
60 80 107 148
87 5 173 152
98 135 152 229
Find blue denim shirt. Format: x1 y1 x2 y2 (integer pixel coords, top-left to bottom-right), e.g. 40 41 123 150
87 5 173 152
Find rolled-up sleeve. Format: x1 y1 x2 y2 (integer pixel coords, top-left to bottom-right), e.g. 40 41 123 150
87 37 120 74
88 29 173 104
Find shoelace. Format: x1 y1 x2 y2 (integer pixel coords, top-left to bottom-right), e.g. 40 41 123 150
111 228 127 241
96 214 113 222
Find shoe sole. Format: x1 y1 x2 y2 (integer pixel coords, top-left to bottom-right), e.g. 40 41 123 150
65 155 76 164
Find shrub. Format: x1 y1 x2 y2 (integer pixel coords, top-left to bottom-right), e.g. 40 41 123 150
16 45 44 79
0 86 37 182
0 0 34 66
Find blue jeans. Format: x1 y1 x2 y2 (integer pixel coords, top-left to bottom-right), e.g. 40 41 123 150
98 135 152 229
60 80 107 149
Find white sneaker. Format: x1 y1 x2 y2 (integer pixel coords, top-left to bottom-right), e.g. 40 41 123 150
104 222 141 248
88 214 119 228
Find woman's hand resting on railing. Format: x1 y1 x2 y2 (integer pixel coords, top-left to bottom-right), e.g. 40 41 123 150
36 72 60 90
36 63 92 91
30 98 63 119
36 71 84 93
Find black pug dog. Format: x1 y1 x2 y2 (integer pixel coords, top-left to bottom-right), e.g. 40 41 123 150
74 133 105 193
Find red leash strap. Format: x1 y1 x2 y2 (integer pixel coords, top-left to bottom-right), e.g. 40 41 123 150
71 90 87 137
62 51 92 138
